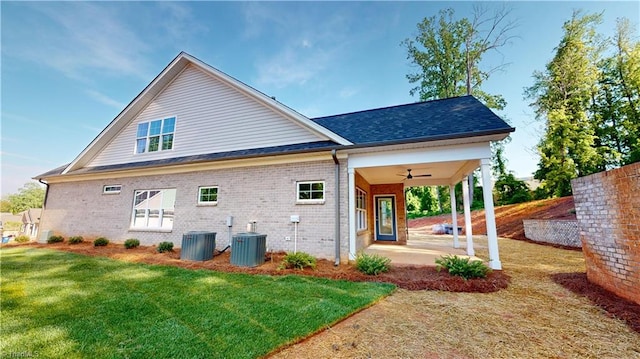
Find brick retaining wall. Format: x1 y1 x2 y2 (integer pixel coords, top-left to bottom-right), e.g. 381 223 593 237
571 162 640 305
523 219 580 248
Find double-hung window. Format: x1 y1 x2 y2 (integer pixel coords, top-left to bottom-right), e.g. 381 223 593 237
131 189 176 230
356 188 367 231
136 117 176 154
297 181 324 203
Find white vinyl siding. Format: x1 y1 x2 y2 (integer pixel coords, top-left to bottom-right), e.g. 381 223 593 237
88 65 324 167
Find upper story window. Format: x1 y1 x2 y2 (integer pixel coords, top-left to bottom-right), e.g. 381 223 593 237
136 117 176 154
297 181 325 204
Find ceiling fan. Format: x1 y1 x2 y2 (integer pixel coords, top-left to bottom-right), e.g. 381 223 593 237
397 168 432 180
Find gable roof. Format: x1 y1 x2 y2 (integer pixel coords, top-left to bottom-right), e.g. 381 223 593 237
20 208 42 224
36 52 514 180
312 96 513 146
61 52 352 175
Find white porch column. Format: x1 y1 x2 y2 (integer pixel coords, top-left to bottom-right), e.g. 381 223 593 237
481 158 502 270
348 167 357 260
449 184 459 248
462 176 474 256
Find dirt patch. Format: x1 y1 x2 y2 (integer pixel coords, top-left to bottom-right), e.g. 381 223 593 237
552 272 640 333
410 196 576 243
11 241 509 293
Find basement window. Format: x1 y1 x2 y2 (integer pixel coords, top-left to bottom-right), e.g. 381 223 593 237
103 185 122 194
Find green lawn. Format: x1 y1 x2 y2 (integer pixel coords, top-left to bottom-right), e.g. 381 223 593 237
0 248 394 358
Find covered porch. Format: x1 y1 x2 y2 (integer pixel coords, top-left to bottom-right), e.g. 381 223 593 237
364 229 487 266
347 140 503 269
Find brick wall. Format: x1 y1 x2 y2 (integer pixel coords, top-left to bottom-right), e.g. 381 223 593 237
522 219 581 247
40 159 350 260
571 162 640 305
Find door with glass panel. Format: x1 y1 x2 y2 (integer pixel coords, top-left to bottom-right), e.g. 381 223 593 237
375 195 396 241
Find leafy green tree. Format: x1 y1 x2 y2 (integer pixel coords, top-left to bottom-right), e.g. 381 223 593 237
402 6 514 108
405 186 438 215
403 6 516 200
527 12 639 198
494 173 532 205
593 18 640 166
0 200 11 213
525 11 604 197
4 182 45 214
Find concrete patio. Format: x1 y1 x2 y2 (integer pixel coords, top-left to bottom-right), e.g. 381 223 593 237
363 229 487 266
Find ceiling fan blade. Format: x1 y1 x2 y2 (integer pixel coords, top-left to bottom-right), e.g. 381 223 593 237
414 174 432 177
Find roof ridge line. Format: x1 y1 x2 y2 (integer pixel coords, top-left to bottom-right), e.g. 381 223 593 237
312 95 472 120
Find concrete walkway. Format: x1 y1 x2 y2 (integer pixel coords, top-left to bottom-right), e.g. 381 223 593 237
363 230 486 266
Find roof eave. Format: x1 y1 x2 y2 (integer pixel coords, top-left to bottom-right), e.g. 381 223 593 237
38 144 343 180
342 127 515 150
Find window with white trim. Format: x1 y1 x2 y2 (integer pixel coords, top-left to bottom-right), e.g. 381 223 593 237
356 188 367 231
198 186 218 205
297 181 325 203
131 189 176 230
103 185 122 194
135 117 176 154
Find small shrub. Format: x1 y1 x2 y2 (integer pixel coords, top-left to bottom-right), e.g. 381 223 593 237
93 237 109 247
15 235 30 243
355 252 391 275
279 252 316 270
157 241 174 253
124 238 140 249
68 236 84 244
435 255 491 280
47 235 64 244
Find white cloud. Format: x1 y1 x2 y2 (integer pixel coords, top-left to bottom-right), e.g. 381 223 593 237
0 152 57 164
243 3 354 89
339 87 358 99
85 90 125 109
10 3 153 81
5 3 206 82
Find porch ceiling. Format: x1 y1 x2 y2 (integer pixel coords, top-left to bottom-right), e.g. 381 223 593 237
357 159 479 187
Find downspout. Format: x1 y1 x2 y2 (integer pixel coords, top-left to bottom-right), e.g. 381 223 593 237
37 179 49 241
38 179 49 210
331 149 341 266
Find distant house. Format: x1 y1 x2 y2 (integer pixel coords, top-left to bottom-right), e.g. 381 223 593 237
20 208 42 238
35 52 514 269
1 212 22 239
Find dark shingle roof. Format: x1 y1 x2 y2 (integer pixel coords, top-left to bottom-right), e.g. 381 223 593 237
312 95 513 145
37 96 514 178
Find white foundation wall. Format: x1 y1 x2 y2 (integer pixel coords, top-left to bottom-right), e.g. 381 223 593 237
40 160 349 260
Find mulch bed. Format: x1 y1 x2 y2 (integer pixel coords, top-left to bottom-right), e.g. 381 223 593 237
552 273 640 334
7 242 509 292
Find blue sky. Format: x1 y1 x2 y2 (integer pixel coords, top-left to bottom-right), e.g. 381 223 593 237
1 1 638 196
